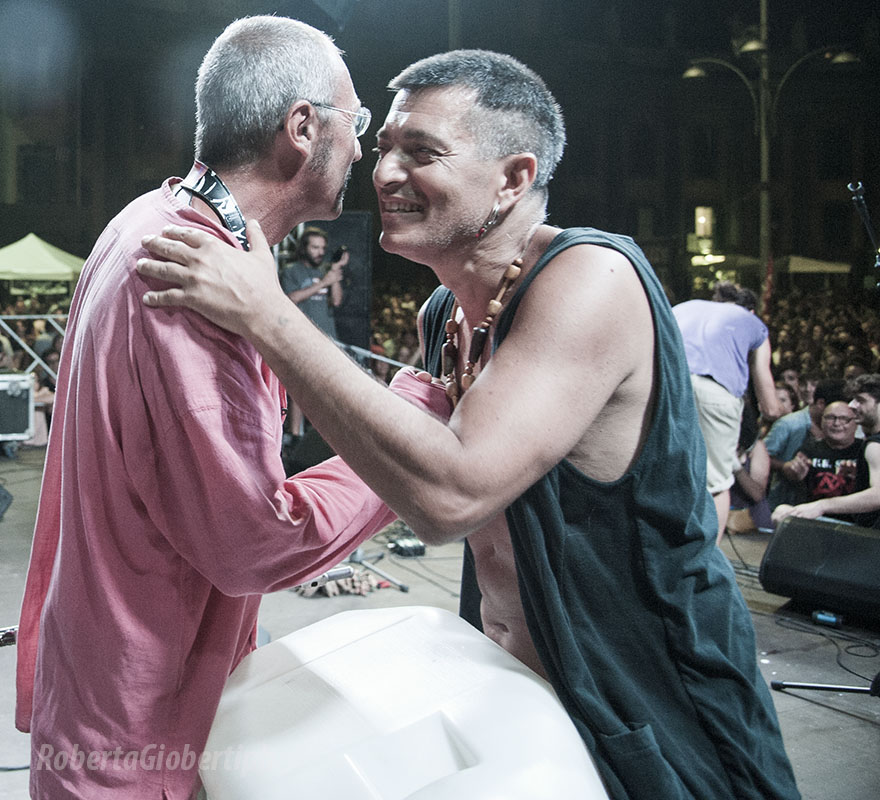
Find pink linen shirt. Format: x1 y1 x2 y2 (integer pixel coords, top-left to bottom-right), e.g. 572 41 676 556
15 179 448 799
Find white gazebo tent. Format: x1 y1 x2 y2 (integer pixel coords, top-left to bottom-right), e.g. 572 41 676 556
0 233 85 298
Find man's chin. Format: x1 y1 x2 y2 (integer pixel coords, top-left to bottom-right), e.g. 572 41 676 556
377 231 432 266
378 230 404 256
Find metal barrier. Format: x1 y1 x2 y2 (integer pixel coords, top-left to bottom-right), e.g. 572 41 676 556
0 314 67 382
337 341 410 374
0 316 415 385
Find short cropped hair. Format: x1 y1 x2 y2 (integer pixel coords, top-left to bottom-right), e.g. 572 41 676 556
195 16 341 169
388 49 566 192
850 373 880 402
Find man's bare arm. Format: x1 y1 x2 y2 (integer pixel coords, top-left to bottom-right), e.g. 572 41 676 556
749 338 782 421
138 222 649 541
287 264 343 305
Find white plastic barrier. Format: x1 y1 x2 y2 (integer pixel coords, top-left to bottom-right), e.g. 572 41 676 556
201 606 609 799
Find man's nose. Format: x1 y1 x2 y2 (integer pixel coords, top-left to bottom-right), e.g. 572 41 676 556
373 151 405 188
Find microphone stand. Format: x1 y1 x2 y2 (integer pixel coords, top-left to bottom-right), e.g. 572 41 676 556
770 185 880 701
772 671 880 697
848 182 880 280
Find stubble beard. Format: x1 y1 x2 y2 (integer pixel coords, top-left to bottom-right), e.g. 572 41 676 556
381 210 483 260
334 164 353 211
309 137 350 216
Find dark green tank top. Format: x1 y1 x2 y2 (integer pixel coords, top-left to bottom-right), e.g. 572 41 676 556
421 228 799 800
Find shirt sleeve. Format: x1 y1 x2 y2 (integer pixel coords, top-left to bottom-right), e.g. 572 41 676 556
763 413 808 459
749 315 769 351
762 415 792 458
132 309 449 596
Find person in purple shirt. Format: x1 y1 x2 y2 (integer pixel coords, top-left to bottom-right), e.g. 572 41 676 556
673 283 781 541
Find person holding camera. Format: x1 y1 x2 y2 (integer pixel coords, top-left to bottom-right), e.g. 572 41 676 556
280 226 347 340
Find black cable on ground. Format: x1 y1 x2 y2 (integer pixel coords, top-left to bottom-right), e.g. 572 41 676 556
774 614 880 684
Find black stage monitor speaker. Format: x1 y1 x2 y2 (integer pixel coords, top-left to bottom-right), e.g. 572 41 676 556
759 516 880 620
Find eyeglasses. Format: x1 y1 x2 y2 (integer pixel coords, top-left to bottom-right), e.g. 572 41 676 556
824 415 857 424
312 102 372 137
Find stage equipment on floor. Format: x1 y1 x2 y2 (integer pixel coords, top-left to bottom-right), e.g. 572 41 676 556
759 516 880 620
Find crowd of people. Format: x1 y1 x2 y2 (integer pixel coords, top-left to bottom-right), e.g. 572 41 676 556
368 283 425 377
0 297 68 372
768 288 880 384
712 286 880 534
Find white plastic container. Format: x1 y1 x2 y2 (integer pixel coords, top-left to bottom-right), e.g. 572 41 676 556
201 605 609 799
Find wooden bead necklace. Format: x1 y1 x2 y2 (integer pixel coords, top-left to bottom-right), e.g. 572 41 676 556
442 257 522 407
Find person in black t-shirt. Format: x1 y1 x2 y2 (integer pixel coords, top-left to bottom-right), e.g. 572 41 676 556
772 400 880 526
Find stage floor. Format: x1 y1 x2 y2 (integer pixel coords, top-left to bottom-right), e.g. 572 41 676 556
1 446 878 799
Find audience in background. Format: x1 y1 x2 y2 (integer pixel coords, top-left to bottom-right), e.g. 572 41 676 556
8 282 880 540
772 373 880 530
763 379 847 512
770 400 872 527
780 400 862 507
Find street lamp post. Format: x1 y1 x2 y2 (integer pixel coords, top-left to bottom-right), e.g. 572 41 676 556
683 0 856 292
756 0 771 283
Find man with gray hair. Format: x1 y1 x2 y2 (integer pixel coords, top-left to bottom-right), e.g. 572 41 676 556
14 17 448 799
140 49 799 798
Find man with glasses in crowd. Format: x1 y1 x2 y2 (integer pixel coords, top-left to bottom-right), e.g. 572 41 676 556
774 378 880 528
15 17 447 799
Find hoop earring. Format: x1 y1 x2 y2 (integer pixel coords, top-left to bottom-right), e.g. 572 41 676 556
476 202 501 240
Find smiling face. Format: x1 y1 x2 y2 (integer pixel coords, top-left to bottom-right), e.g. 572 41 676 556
372 86 504 264
821 401 859 448
850 391 880 431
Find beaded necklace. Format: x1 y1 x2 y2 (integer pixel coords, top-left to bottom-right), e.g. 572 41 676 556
441 257 522 407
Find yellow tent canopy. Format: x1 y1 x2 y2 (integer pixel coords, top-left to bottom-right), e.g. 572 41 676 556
0 233 85 282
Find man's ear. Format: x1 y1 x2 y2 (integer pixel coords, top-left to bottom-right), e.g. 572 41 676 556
280 100 319 161
497 152 538 212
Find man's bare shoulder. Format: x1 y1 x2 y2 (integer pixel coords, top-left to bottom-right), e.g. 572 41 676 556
514 240 654 353
514 240 656 478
